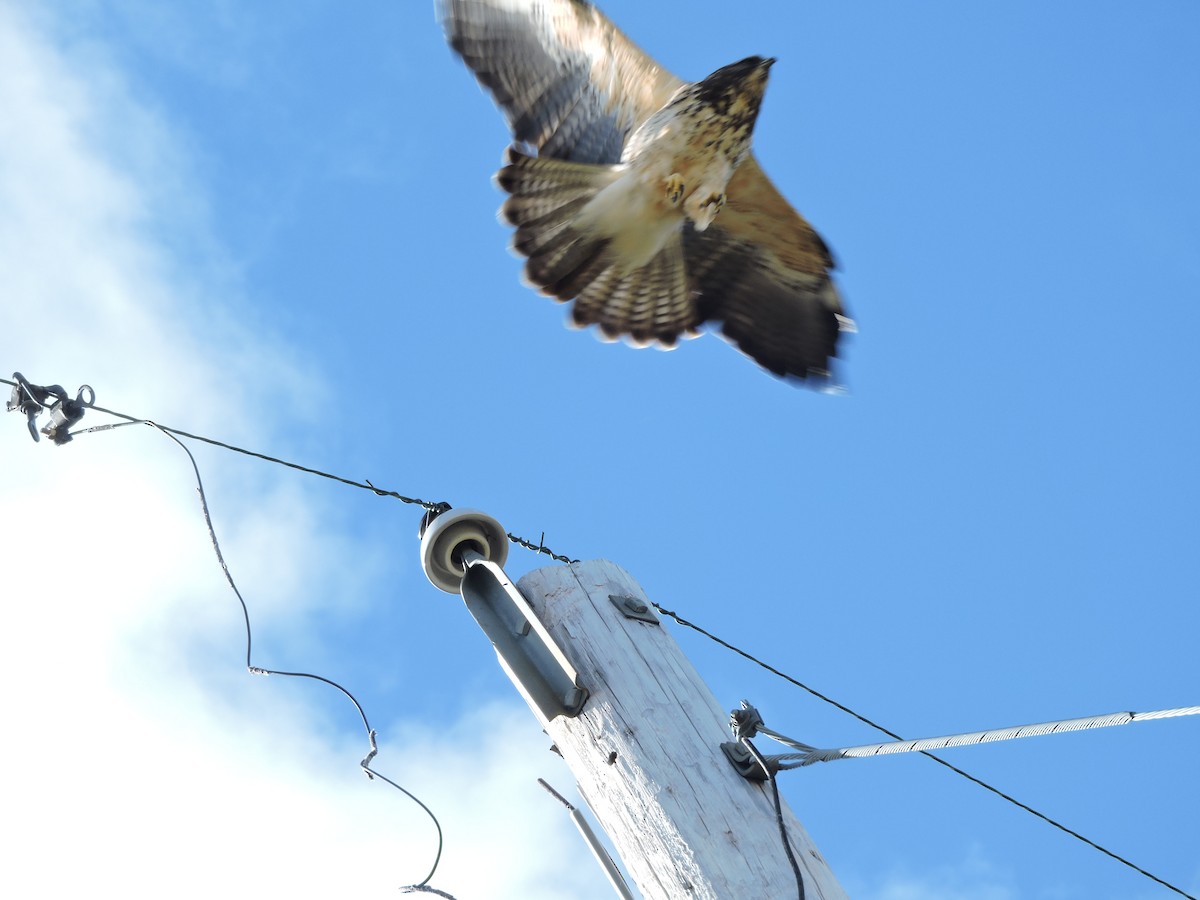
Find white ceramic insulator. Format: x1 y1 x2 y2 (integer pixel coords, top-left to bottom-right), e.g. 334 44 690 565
420 507 509 593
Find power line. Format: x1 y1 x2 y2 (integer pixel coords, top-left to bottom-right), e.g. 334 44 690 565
2 375 576 565
6 373 1194 898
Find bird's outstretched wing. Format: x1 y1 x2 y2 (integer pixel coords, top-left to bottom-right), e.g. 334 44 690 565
440 0 853 382
437 0 682 164
686 156 850 380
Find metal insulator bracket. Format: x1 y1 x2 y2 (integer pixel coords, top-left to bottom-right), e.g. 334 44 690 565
420 508 588 724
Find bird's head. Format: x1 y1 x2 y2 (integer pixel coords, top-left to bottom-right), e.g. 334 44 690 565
695 56 775 114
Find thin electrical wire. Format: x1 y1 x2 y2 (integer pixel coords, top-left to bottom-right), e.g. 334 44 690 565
740 737 805 900
0 374 577 565
140 419 448 892
6 374 1193 898
653 603 1198 900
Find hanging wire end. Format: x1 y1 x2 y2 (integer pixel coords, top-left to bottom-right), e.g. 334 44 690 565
537 777 574 810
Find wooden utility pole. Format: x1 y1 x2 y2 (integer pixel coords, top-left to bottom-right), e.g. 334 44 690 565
421 509 847 900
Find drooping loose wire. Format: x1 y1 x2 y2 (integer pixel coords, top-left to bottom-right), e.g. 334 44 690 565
141 419 451 894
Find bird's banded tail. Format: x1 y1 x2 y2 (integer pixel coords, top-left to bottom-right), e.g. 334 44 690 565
495 146 698 345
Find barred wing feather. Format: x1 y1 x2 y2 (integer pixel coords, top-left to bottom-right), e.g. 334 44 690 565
687 156 849 381
438 0 681 164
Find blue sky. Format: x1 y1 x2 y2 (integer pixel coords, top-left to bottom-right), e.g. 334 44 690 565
1 1 1197 898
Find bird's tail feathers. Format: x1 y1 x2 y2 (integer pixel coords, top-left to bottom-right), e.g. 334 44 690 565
496 147 622 300
571 229 697 346
496 146 697 345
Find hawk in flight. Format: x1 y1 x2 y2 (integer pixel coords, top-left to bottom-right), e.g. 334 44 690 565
438 0 852 382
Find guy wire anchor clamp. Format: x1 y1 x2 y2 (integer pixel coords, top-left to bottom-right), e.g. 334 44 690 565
721 700 803 781
419 507 588 723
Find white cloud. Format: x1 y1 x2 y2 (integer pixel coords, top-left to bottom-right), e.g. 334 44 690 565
0 4 613 898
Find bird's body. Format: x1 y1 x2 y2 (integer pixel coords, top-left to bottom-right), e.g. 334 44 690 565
439 0 851 381
619 57 772 236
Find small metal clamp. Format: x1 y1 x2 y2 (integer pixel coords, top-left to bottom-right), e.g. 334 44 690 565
41 384 95 444
730 700 765 740
721 701 776 781
6 374 94 444
720 741 775 781
7 373 57 441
